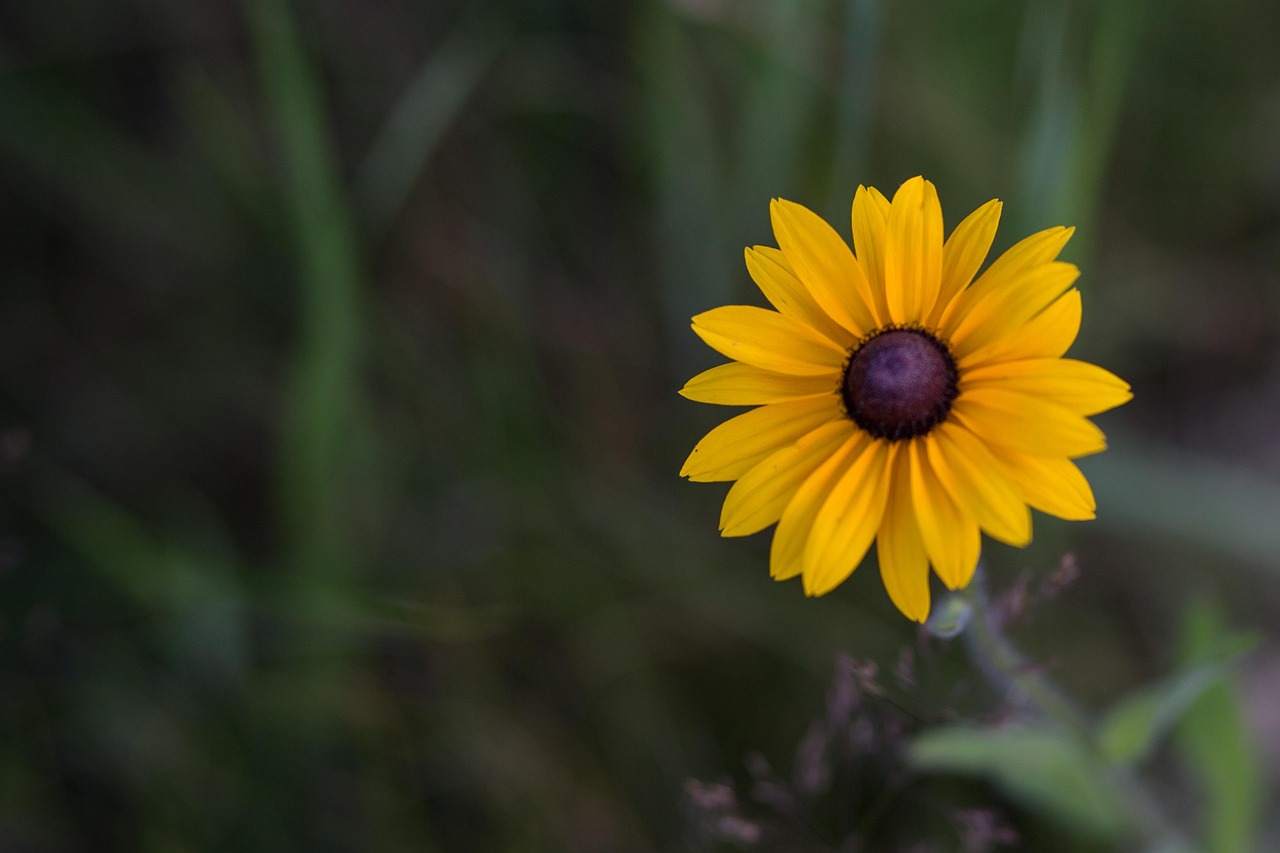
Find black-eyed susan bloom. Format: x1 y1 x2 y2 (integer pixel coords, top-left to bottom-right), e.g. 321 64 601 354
680 177 1131 622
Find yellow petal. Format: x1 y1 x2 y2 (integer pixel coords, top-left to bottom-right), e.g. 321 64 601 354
959 289 1082 369
801 437 894 596
990 446 1096 521
925 422 1031 547
928 199 1001 327
938 224 1074 328
680 362 838 406
946 261 1080 360
908 440 981 590
770 198 879 335
681 395 843 482
692 305 849 375
876 450 931 623
719 420 853 537
769 433 863 580
850 185 893 321
983 223 1073 273
745 246 855 346
961 358 1132 416
952 387 1107 458
941 222 1073 309
883 176 943 324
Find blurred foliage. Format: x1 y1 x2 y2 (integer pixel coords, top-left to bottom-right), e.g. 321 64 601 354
1174 604 1264 853
912 724 1130 843
2 0 1280 849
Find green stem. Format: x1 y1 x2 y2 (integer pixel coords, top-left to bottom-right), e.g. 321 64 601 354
961 570 1093 742
958 568 1191 852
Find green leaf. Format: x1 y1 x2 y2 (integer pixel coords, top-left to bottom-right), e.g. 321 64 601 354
244 0 365 581
1173 604 1262 853
910 725 1129 840
1099 606 1255 764
354 13 504 237
1098 662 1227 765
1090 438 1280 572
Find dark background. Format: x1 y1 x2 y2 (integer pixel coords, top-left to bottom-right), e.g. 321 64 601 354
2 0 1279 849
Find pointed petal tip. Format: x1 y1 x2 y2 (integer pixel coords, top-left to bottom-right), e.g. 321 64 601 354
801 574 835 597
800 562 849 596
893 175 925 197
680 446 703 478
1059 261 1081 278
890 586 930 622
1107 390 1135 411
1044 507 1096 522
1073 437 1109 458
719 504 763 538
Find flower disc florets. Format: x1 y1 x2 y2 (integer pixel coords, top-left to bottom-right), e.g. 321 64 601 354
842 328 957 441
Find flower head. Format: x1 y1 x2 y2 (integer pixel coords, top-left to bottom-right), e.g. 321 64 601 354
680 177 1130 622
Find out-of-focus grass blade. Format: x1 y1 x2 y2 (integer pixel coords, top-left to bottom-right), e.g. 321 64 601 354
172 61 280 236
0 74 219 254
355 16 503 238
827 0 881 212
1098 653 1247 766
911 724 1130 841
29 462 509 651
635 3 733 367
1065 1 1141 254
1173 604 1262 853
732 1 817 221
1088 442 1280 572
243 0 364 581
1016 0 1140 256
28 465 250 681
1015 0 1075 234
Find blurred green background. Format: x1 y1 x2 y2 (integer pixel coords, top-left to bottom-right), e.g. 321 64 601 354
2 0 1279 849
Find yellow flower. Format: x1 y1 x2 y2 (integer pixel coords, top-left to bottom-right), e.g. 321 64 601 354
680 177 1131 622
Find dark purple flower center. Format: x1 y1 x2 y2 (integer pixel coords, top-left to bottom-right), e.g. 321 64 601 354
841 329 958 441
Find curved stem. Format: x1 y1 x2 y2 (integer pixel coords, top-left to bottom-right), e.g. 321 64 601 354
961 571 1092 742
956 567 1191 852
